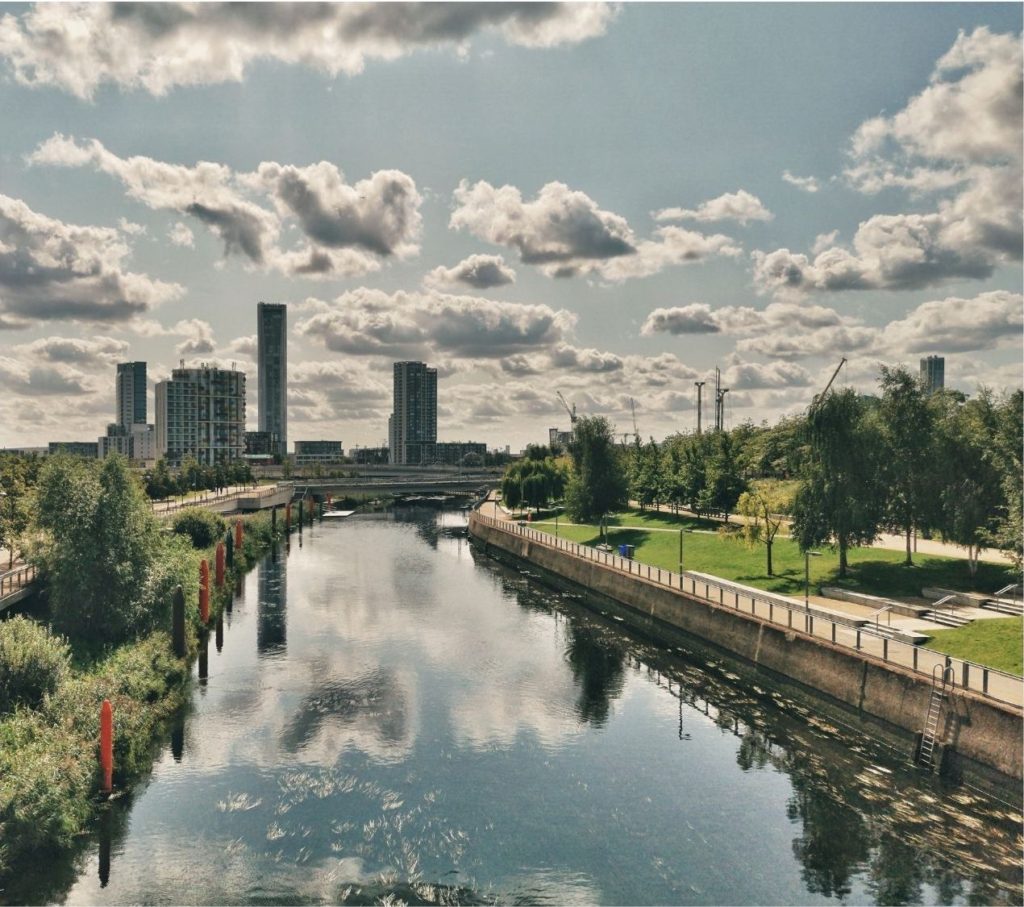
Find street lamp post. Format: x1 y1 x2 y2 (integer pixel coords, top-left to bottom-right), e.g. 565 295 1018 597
804 550 822 611
678 527 694 576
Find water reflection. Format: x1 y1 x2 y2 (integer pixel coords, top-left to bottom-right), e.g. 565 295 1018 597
280 668 411 757
4 511 1019 906
257 546 287 654
563 622 626 726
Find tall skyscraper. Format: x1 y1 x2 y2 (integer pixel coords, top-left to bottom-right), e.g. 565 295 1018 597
920 355 945 394
390 361 437 465
116 361 147 429
155 364 246 465
257 302 287 458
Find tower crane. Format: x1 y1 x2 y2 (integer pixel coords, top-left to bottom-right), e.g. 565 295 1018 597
809 357 847 413
556 391 577 424
630 397 640 444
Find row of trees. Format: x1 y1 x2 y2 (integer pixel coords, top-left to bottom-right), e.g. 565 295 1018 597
502 365 1022 577
794 372 1022 576
143 456 254 501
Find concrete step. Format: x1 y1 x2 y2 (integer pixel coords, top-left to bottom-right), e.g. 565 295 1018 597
981 598 1024 616
921 610 973 628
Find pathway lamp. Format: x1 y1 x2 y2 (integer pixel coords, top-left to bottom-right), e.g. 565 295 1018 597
804 550 822 611
678 527 695 575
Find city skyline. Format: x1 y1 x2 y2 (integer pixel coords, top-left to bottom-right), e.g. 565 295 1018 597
0 3 1020 450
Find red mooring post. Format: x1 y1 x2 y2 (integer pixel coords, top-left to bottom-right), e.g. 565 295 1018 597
235 519 243 550
199 559 210 623
327 493 332 506
215 542 225 587
100 699 113 794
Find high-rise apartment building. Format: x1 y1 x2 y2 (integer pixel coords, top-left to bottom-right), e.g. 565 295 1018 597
257 302 287 458
390 361 437 465
116 361 147 429
155 364 246 465
920 355 945 394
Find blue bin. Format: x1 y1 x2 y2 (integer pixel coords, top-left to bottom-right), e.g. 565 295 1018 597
618 544 629 556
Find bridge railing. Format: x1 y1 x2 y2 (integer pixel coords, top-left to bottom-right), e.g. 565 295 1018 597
471 513 1023 709
0 563 37 598
151 483 285 515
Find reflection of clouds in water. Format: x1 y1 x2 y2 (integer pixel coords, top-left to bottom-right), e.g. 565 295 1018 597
290 523 592 752
280 665 415 762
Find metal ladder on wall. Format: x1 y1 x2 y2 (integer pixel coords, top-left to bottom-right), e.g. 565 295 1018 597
917 661 954 770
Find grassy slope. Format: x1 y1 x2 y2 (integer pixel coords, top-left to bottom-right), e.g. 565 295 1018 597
924 618 1023 676
532 509 1021 671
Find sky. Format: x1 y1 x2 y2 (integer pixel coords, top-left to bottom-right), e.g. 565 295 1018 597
0 2 1021 452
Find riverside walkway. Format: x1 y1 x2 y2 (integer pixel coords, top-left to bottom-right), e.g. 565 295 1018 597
470 510 1024 709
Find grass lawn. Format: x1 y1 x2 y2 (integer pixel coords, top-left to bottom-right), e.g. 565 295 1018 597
532 508 1018 600
923 618 1023 676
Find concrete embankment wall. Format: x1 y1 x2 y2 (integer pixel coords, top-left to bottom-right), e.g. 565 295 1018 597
469 514 1023 780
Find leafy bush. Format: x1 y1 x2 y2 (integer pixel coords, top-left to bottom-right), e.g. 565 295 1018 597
0 617 71 715
171 507 226 549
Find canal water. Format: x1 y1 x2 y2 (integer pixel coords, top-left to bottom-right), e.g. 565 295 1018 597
9 511 1022 905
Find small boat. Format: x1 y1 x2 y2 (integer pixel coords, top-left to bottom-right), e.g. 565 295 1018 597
322 510 356 518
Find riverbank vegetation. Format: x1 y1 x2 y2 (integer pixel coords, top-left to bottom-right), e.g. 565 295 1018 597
0 455 285 878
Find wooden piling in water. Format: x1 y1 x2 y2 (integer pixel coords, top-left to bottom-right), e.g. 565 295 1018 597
225 531 234 568
215 542 225 587
235 519 243 550
172 585 186 657
285 502 292 531
99 699 113 794
199 559 210 623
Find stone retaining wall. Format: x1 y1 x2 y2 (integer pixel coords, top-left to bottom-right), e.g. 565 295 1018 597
470 513 1023 780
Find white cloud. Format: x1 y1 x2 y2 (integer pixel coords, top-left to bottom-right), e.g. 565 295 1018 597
782 171 819 193
880 290 1023 354
172 318 216 356
168 221 194 247
423 254 516 290
14 335 129 368
450 179 738 281
760 28 1022 298
654 190 773 225
296 288 576 359
722 360 812 390
0 3 619 99
30 135 424 278
0 192 182 327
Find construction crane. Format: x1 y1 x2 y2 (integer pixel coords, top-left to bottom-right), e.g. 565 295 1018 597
556 390 577 424
630 397 640 444
810 357 847 412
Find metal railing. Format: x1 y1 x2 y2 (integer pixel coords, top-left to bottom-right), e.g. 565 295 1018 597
0 563 37 598
472 513 1023 709
151 482 287 515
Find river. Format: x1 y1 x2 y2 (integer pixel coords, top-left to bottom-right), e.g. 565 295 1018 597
8 510 1022 905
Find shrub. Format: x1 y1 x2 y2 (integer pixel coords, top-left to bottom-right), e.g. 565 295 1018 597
0 617 71 715
171 507 226 549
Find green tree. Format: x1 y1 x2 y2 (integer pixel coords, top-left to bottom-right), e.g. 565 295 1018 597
737 480 795 576
931 390 1008 577
564 416 628 524
628 438 664 510
34 455 186 644
792 388 883 577
877 366 940 564
702 432 747 520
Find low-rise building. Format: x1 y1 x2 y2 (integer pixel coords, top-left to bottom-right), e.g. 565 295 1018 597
434 441 487 466
294 440 344 465
48 441 99 458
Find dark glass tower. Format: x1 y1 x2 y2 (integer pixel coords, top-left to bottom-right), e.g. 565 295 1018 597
257 302 287 457
116 361 147 428
390 361 437 465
